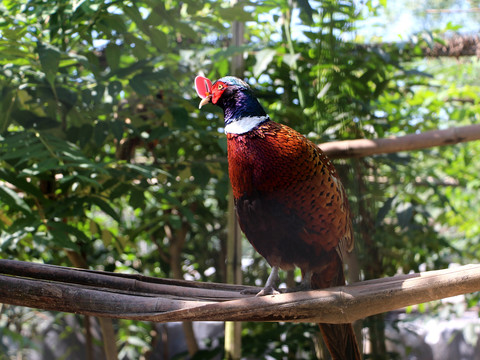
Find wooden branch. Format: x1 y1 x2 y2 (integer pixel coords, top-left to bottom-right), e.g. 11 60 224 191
1 260 480 324
0 260 253 300
320 124 480 159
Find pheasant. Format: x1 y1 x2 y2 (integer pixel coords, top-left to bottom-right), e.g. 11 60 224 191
195 75 361 359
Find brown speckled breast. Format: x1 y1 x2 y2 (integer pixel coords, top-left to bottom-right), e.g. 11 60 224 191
227 120 353 274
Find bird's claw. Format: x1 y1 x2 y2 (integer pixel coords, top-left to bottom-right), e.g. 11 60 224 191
256 285 280 296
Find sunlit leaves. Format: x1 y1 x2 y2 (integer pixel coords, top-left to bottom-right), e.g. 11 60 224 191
253 49 276 77
0 186 32 215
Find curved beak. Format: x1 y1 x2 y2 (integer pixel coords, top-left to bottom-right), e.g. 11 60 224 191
199 95 211 109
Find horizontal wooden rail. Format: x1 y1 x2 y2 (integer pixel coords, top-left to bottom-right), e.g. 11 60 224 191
320 123 480 159
1 260 480 324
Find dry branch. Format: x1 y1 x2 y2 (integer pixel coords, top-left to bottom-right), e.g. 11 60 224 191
320 124 480 159
1 260 480 324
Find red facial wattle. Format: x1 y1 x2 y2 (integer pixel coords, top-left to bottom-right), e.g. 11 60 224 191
195 76 213 99
211 81 227 104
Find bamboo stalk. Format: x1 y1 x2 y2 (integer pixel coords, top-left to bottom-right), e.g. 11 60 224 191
319 124 480 159
1 260 480 324
225 4 245 358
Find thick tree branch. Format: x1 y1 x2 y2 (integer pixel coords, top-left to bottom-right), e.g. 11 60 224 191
1 260 480 324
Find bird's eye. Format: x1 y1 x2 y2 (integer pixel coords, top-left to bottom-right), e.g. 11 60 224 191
218 84 224 90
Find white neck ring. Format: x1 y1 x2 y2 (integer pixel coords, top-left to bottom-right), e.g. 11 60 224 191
224 116 269 134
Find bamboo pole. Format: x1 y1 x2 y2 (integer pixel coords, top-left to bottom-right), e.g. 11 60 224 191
225 2 245 359
225 190 243 360
1 260 480 325
319 124 480 159
180 123 480 163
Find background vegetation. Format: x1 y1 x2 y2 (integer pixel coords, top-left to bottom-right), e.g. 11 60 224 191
1 0 480 359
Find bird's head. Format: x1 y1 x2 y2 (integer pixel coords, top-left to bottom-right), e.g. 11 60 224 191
195 75 267 130
197 76 250 109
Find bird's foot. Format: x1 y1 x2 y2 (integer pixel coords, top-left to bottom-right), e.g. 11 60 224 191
240 266 281 296
256 285 280 297
285 271 312 293
255 266 281 296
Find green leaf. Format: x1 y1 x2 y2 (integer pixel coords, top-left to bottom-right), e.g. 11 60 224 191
173 22 198 40
170 106 189 128
253 49 276 78
87 196 121 222
102 14 128 34
217 6 253 22
282 53 300 69
0 87 15 132
35 158 60 174
130 74 150 96
57 86 78 110
110 183 131 199
0 169 44 198
105 42 121 70
0 143 46 163
47 221 82 250
110 120 124 141
296 0 314 25
94 121 109 146
11 110 59 130
37 42 61 85
101 229 113 247
149 126 170 140
0 185 32 214
129 188 145 209
191 163 211 187
149 28 168 52
59 174 101 189
78 124 94 148
124 163 160 178
126 35 149 60
108 80 123 98
396 203 413 228
123 5 144 27
376 196 395 226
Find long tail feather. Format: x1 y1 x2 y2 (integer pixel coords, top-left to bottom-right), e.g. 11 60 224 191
311 254 362 360
319 323 361 360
